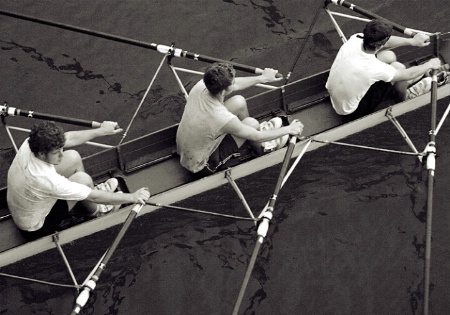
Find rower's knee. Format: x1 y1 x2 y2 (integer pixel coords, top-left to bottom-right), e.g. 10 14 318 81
225 95 249 120
377 50 397 64
229 95 247 107
242 117 259 129
64 149 83 165
69 171 94 188
55 149 85 178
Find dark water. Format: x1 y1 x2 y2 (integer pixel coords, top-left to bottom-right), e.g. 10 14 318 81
0 1 450 314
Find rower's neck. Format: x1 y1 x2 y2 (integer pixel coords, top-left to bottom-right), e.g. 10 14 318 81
361 43 377 55
361 43 382 55
216 91 225 103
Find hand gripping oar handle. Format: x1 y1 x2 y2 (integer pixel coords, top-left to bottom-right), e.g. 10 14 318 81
1 104 101 128
325 0 417 37
70 203 144 315
232 136 297 315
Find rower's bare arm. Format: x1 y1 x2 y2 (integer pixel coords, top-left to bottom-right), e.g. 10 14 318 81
64 121 123 148
385 33 430 49
392 58 441 81
86 187 150 205
222 118 303 142
231 68 282 92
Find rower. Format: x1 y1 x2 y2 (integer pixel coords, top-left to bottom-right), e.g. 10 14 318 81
176 62 304 178
7 120 150 241
326 19 442 122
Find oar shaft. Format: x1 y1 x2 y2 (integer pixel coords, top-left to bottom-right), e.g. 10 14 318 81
99 206 140 266
0 10 276 76
423 68 439 315
232 237 263 315
259 136 297 229
232 136 297 314
1 105 101 128
183 49 261 74
0 10 158 51
327 0 415 36
423 168 434 315
71 204 143 315
153 44 282 77
430 72 438 135
272 136 297 196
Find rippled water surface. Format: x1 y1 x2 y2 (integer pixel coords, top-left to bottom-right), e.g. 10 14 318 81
0 1 449 314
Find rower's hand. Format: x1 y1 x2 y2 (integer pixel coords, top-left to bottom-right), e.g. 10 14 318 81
411 33 430 47
133 187 151 204
99 121 123 135
427 57 442 70
288 119 304 136
261 68 283 83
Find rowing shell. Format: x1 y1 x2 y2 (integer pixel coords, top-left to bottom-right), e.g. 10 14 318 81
1 68 449 268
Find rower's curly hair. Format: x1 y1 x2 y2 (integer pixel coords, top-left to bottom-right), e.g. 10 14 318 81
363 19 392 51
203 62 236 95
28 121 65 155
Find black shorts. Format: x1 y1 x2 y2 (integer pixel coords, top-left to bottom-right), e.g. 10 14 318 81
342 81 396 122
195 134 241 178
19 199 70 241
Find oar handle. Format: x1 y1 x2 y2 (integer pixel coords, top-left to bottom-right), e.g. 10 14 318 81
1 104 101 128
326 0 417 37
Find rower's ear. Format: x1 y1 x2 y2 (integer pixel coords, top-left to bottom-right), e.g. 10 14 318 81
36 151 46 160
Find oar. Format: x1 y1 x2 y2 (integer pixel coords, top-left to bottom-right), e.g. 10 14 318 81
1 104 101 128
284 1 322 83
232 136 297 315
0 10 281 77
325 0 418 37
70 203 144 315
423 64 439 315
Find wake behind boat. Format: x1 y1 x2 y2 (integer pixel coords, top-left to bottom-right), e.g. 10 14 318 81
0 1 449 314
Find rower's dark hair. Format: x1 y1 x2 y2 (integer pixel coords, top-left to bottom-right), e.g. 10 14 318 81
28 121 65 155
203 62 236 95
362 19 392 51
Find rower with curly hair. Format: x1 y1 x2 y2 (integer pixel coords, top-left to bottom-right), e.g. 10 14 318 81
7 120 150 241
